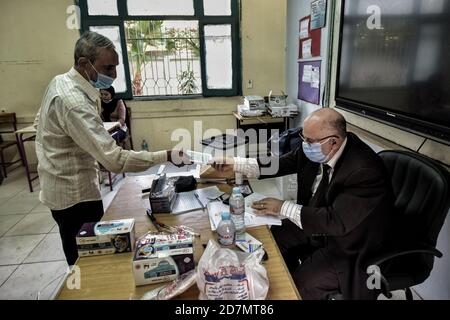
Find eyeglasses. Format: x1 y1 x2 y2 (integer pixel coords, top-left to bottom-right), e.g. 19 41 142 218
299 132 338 145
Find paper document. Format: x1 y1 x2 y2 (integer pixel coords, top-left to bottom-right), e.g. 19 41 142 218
207 194 282 232
302 39 312 58
186 150 213 164
244 193 282 227
172 191 204 215
302 65 313 83
300 19 310 39
311 66 320 88
195 186 225 207
207 201 230 231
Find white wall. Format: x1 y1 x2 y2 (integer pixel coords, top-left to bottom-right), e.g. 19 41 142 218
285 0 332 127
285 0 450 299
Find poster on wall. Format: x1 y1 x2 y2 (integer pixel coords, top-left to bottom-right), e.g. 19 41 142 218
299 17 310 39
298 60 321 105
311 0 327 30
298 16 321 59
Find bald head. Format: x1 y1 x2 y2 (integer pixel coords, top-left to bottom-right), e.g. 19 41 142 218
304 109 347 139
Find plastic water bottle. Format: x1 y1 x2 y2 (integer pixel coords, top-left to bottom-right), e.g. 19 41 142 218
229 187 245 242
217 212 235 247
141 139 149 151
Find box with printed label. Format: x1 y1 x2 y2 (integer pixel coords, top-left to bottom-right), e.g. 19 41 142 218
76 219 135 257
132 232 195 286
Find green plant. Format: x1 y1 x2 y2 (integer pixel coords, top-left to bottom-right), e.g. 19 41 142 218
177 65 199 94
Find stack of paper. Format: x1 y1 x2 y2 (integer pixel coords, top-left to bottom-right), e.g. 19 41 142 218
207 195 282 232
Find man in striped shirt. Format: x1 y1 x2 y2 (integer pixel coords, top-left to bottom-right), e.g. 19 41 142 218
35 31 190 266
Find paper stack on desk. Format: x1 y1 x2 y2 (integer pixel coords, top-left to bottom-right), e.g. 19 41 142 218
207 195 282 231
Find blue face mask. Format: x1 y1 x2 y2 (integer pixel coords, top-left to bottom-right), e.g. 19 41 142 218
302 138 332 163
88 61 115 89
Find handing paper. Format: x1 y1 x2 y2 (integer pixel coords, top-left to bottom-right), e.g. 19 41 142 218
302 39 312 59
300 19 310 39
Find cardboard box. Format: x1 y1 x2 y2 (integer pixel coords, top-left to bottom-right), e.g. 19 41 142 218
76 219 135 257
132 233 195 286
244 96 266 111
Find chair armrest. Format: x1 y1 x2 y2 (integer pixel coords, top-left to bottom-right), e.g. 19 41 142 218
368 243 442 267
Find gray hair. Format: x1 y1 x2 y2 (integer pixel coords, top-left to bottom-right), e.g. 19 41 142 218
74 31 115 66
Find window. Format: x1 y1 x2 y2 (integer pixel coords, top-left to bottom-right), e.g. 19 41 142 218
78 0 241 99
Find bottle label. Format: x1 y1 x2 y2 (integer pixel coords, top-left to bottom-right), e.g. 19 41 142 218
218 234 234 246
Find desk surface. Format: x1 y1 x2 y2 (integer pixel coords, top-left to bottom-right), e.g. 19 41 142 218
56 176 300 300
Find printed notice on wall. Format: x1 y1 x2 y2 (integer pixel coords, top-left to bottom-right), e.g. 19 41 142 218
311 0 327 30
300 18 310 39
302 39 312 58
311 66 320 88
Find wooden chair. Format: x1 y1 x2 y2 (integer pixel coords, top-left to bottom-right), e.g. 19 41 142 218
0 113 23 178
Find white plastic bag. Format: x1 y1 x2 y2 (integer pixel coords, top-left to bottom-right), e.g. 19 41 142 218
196 240 269 300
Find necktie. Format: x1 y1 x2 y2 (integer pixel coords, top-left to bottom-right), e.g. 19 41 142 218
308 164 330 207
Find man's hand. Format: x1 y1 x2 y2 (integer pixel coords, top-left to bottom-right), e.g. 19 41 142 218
251 198 284 216
167 150 193 167
208 156 235 175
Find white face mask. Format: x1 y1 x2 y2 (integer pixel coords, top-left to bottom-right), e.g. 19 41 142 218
302 137 332 163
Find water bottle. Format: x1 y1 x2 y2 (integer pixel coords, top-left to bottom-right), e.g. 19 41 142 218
217 212 235 247
229 187 245 242
141 139 149 151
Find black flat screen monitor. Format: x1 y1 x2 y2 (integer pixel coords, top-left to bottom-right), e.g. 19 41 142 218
336 0 450 144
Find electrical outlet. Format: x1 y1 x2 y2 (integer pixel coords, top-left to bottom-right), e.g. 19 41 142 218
247 79 253 89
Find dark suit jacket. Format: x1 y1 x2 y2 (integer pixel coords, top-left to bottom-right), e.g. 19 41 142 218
260 132 395 299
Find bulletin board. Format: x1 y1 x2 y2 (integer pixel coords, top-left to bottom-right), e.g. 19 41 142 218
298 60 321 105
298 15 321 59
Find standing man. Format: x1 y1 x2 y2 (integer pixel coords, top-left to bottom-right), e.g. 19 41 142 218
35 31 190 266
211 109 394 299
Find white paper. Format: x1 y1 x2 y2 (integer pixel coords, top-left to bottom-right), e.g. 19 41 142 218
244 193 282 227
186 150 213 164
300 19 310 39
311 66 320 88
302 39 312 58
207 201 230 231
207 195 282 232
302 65 313 83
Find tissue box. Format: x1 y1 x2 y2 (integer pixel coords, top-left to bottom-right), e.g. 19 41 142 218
244 96 266 111
132 232 195 286
76 219 135 257
268 94 288 108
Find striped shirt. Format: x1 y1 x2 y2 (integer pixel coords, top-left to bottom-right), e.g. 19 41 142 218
35 67 167 210
233 138 347 228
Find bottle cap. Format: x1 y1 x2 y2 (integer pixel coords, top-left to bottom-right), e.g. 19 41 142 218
232 187 241 194
221 212 231 220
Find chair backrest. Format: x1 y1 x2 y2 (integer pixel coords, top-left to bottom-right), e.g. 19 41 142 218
0 113 17 134
378 150 450 247
123 104 133 150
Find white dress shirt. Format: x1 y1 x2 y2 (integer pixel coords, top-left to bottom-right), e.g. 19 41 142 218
234 138 348 229
35 67 167 210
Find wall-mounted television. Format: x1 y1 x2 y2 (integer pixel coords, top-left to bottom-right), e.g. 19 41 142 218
336 0 450 144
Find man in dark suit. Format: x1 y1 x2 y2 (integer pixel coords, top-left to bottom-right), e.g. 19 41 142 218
211 109 394 299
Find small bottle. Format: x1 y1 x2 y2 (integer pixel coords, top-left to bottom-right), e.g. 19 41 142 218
217 212 235 247
141 139 149 151
229 187 246 242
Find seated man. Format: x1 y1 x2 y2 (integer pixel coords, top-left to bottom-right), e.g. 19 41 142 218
211 108 395 300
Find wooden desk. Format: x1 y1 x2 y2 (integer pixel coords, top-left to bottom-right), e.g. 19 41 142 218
56 176 300 300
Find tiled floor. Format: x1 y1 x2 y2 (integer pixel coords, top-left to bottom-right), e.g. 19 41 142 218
0 166 422 300
0 166 124 300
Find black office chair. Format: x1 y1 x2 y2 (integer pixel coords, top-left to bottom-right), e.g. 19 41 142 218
367 150 450 300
